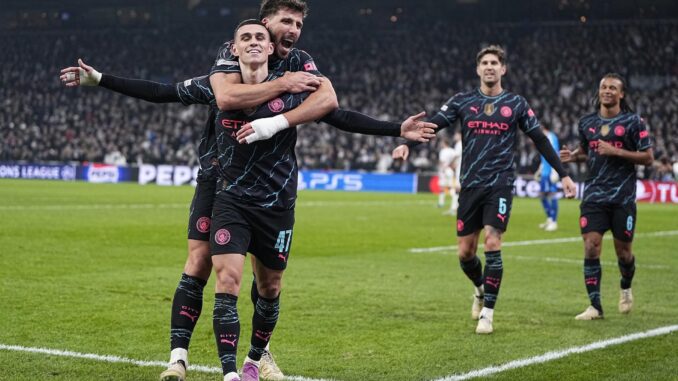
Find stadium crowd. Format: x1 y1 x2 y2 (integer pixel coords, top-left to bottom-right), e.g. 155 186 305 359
1 16 677 180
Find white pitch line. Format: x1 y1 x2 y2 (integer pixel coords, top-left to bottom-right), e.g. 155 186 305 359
409 230 678 253
0 203 187 211
0 344 335 381
433 324 678 381
0 199 430 212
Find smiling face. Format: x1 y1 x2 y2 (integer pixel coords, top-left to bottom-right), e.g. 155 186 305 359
476 53 506 87
231 23 274 66
598 77 625 109
262 7 304 59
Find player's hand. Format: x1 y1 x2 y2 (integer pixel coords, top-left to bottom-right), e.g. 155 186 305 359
561 176 577 198
559 146 575 163
237 123 255 144
400 111 438 142
280 71 321 93
236 114 290 144
392 145 410 160
59 59 102 87
595 140 618 156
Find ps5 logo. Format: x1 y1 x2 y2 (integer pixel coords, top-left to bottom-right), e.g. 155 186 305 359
298 172 363 191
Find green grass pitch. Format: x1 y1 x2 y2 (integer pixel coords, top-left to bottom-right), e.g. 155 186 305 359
1 179 676 381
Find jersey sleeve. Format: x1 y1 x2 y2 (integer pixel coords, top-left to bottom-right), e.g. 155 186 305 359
430 93 462 128
577 118 589 153
175 75 214 106
406 94 461 149
517 96 540 133
209 41 240 75
631 115 652 151
294 49 323 76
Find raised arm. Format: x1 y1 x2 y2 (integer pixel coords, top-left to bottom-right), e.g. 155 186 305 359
60 59 211 105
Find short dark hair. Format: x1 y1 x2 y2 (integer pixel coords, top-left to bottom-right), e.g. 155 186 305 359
592 72 634 113
233 19 272 40
259 0 309 20
476 45 506 65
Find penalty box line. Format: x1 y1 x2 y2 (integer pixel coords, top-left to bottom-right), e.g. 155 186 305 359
433 324 678 381
0 344 335 381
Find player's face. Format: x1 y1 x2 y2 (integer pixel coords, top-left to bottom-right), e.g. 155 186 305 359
232 24 274 66
476 53 506 86
262 7 304 59
598 77 624 108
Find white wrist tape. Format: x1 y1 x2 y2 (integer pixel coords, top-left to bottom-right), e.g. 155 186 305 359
245 114 290 144
78 67 102 86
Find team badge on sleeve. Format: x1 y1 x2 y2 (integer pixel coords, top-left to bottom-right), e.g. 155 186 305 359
303 61 318 71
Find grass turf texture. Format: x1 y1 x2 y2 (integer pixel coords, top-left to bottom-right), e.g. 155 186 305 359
1 179 676 381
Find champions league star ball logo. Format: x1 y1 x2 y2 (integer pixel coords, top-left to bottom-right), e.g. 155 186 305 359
268 98 284 113
196 217 211 234
500 106 513 118
214 229 231 245
614 125 626 136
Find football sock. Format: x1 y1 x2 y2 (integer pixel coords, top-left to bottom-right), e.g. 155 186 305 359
618 255 636 289
540 197 551 219
170 273 207 351
550 198 558 221
250 276 259 305
248 294 280 361
213 293 240 375
483 251 503 309
460 255 483 287
584 258 603 313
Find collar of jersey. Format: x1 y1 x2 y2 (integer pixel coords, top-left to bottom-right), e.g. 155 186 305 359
476 88 506 99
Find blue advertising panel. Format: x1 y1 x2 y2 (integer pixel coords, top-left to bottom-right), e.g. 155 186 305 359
298 170 417 193
0 162 76 181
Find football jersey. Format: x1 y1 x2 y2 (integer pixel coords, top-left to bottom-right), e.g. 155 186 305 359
578 111 652 205
431 89 540 188
173 75 219 179
214 73 309 210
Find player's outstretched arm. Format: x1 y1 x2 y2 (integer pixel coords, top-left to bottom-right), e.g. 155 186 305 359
59 59 186 104
210 71 321 111
236 109 437 144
